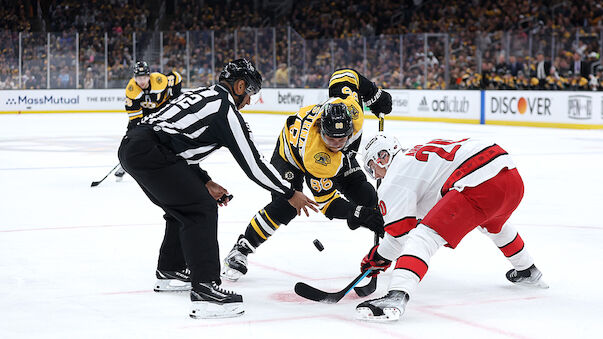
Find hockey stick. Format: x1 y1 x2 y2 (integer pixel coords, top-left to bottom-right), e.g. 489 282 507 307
353 113 385 297
90 163 120 187
294 269 373 303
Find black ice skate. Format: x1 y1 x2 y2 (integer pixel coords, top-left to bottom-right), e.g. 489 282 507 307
506 264 549 288
356 290 409 322
190 282 244 319
221 235 254 281
114 165 126 182
154 268 191 292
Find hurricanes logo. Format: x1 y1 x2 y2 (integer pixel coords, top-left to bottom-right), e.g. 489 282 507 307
314 152 331 166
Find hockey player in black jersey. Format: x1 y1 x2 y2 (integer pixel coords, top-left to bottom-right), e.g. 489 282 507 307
117 58 318 319
221 68 393 282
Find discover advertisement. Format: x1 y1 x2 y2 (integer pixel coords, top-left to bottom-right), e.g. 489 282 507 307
485 91 603 125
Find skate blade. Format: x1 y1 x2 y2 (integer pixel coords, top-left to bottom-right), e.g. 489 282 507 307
190 301 244 319
355 307 401 322
221 267 244 282
516 279 549 289
154 279 191 292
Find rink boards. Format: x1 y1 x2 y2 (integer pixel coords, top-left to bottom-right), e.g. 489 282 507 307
1 88 602 129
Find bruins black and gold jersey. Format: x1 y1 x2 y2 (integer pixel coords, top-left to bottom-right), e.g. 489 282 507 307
276 68 374 215
124 71 182 129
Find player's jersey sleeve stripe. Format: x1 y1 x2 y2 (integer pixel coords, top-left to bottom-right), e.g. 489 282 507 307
329 69 360 88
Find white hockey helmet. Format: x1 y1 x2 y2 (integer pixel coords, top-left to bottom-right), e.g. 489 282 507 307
362 133 404 179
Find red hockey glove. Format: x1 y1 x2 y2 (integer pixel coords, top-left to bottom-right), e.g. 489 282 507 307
360 244 392 278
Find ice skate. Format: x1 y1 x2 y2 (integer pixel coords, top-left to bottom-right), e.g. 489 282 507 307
221 235 254 281
114 165 126 182
190 282 244 319
154 268 191 292
506 264 549 289
356 290 409 322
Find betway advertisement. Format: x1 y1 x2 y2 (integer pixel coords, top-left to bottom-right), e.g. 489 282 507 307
242 88 327 114
387 89 481 121
485 91 603 124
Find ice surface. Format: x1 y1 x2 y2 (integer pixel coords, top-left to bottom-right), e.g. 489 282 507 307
1 112 602 338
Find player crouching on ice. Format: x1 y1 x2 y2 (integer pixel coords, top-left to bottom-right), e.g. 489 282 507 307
356 134 548 322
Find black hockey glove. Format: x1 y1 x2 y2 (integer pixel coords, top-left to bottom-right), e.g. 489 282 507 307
347 205 385 237
366 88 392 117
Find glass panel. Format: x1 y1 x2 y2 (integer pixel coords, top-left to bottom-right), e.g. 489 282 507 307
21 32 47 89
49 32 77 89
78 30 105 89
161 32 187 83
135 31 160 72
401 33 425 89
365 35 402 88
448 31 480 89
304 38 332 88
255 28 276 88
189 30 213 87
425 33 448 89
0 32 20 89
288 28 305 88
213 29 235 84
106 31 133 88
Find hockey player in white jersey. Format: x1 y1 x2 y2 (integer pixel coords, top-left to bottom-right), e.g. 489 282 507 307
355 134 548 322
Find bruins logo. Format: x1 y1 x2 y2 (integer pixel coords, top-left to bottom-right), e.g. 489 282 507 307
156 76 162 84
284 171 294 180
127 85 133 91
314 152 331 166
140 101 157 109
348 104 360 119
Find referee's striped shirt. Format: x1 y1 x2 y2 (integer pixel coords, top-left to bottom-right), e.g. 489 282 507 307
141 84 294 199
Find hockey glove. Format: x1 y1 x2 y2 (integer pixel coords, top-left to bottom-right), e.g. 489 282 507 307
347 205 385 237
366 88 392 117
361 244 392 278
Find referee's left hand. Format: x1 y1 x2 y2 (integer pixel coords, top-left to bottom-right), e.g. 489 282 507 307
206 180 231 206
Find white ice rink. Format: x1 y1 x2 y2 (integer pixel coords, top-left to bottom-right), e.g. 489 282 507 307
1 112 602 339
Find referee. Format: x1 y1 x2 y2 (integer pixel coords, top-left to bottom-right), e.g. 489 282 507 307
118 58 318 319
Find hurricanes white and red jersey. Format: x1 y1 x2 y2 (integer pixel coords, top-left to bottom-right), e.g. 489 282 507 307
378 138 515 239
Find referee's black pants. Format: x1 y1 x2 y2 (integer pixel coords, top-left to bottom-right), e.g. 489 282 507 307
118 126 220 285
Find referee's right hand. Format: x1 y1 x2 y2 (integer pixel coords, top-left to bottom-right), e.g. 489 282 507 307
288 191 319 216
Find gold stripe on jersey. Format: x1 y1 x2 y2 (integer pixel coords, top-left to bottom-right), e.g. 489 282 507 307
318 192 341 213
250 219 267 240
329 69 360 89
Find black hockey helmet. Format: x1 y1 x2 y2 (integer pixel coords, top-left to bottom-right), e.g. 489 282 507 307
320 100 353 138
219 58 262 95
133 61 150 76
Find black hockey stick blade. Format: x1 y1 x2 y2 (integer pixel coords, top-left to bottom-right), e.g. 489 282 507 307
90 164 120 187
354 276 377 297
294 269 372 304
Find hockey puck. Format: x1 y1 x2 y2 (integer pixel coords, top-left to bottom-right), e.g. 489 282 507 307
313 239 324 252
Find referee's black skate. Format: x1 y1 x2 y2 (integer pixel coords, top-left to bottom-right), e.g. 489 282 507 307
154 268 191 292
190 282 244 319
356 290 409 322
506 264 549 288
221 235 254 281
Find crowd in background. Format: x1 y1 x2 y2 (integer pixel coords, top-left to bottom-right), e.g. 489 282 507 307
1 0 602 91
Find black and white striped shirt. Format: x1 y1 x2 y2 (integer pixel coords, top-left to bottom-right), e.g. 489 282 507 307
141 84 294 199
